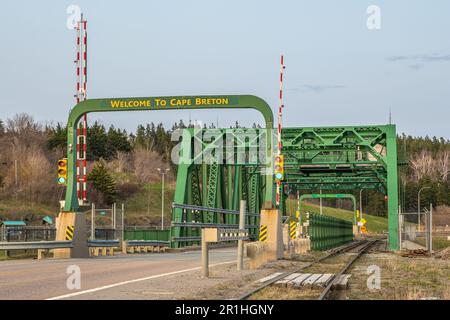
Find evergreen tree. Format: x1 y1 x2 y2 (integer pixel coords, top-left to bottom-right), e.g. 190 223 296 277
87 159 117 205
45 123 67 152
87 121 108 160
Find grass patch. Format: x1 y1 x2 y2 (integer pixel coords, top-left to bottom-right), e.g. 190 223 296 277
120 183 175 226
286 200 388 233
414 236 450 250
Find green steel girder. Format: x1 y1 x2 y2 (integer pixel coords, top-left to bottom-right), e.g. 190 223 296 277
170 128 268 247
280 125 399 250
62 95 398 250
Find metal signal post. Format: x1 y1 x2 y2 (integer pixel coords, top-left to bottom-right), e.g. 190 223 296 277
276 55 285 206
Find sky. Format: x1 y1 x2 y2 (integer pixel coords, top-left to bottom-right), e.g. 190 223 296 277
0 0 449 138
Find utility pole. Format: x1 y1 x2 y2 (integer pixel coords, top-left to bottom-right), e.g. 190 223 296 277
121 203 125 244
14 160 18 187
157 168 170 230
91 203 95 240
418 186 431 231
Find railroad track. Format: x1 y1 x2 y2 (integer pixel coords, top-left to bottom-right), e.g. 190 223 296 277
237 238 380 300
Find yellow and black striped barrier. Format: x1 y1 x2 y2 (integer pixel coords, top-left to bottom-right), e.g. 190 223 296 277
290 221 297 240
65 225 75 241
259 225 268 242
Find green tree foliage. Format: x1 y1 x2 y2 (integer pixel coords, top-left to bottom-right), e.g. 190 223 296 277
0 119 4 136
45 123 67 153
87 159 117 205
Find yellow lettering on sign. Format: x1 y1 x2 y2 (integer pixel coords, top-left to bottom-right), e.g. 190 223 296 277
170 98 192 106
110 100 151 108
195 98 229 105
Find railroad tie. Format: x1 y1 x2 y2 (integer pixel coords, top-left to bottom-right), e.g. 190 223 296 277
257 272 284 283
275 273 301 287
302 274 323 289
291 273 312 287
313 274 334 288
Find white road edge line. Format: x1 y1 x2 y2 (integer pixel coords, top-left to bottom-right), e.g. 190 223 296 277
46 260 235 300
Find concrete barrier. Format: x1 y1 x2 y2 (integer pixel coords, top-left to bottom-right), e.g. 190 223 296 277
292 238 311 254
121 241 167 254
245 241 270 269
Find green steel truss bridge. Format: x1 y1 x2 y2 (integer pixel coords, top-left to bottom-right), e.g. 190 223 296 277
61 95 399 250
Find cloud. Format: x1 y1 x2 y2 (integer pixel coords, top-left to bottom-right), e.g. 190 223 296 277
386 53 450 63
409 63 424 70
291 84 346 93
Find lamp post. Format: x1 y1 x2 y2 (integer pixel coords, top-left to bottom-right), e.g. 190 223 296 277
418 186 431 231
157 168 170 230
359 188 365 221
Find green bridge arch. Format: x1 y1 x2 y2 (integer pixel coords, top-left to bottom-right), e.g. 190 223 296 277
63 95 274 212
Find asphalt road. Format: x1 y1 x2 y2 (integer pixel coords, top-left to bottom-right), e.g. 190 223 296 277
0 248 237 300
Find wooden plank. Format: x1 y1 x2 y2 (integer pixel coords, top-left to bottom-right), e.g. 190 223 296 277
302 274 323 288
257 272 283 283
275 273 302 286
332 274 352 289
291 273 312 287
312 274 334 288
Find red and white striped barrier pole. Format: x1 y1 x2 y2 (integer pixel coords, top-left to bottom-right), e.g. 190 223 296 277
276 55 285 206
82 17 88 202
74 14 88 204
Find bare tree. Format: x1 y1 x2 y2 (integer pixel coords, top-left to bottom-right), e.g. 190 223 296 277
133 148 169 184
436 151 450 180
409 150 435 180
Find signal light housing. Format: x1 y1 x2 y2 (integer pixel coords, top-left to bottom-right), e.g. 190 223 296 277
274 155 284 182
57 158 68 185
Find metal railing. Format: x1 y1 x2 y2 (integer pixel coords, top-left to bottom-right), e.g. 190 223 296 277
308 213 354 251
88 239 120 247
0 227 56 242
0 240 73 250
126 240 170 247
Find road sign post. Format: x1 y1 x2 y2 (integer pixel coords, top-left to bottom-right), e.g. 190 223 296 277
201 228 209 278
237 200 246 271
201 227 249 278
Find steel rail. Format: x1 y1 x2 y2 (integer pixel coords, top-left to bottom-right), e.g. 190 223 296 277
236 239 367 300
318 239 379 300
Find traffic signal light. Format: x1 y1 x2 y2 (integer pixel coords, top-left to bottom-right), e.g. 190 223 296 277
57 159 68 185
274 155 284 181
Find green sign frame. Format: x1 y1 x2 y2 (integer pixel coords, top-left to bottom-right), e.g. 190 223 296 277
63 95 274 212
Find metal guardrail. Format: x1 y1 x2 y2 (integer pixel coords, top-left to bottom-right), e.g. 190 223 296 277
172 203 259 217
88 239 120 247
0 241 73 250
172 236 202 242
171 222 258 229
127 240 170 247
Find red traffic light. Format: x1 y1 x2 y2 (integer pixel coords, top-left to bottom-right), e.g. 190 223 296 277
58 160 67 167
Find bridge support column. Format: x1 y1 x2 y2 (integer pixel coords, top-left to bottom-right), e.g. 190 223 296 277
54 212 89 259
386 125 399 250
260 209 283 260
